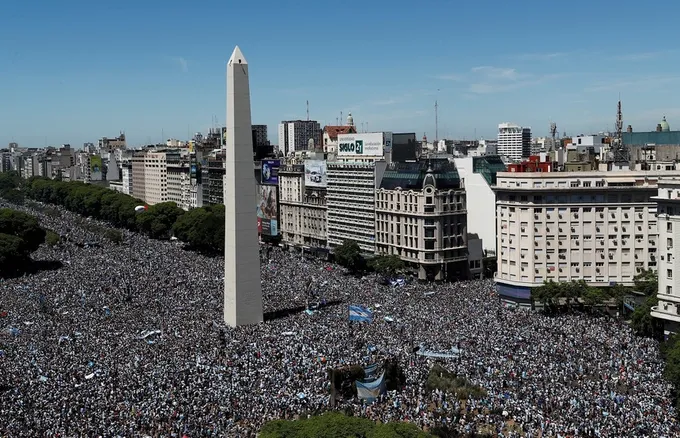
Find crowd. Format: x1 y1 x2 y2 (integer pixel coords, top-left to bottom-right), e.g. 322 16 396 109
0 201 678 437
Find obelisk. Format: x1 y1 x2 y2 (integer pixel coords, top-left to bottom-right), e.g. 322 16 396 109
224 46 263 326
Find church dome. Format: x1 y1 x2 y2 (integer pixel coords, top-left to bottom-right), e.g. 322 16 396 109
346 112 354 126
660 116 670 132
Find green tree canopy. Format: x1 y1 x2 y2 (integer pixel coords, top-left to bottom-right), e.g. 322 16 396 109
259 412 433 438
370 255 405 277
172 204 224 252
334 240 365 272
136 202 185 239
633 269 658 296
0 208 47 275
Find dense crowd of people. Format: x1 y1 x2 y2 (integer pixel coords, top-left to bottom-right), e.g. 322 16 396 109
0 201 678 437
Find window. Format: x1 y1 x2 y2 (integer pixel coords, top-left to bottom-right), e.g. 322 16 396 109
668 269 673 279
668 238 673 248
668 223 673 232
667 286 673 295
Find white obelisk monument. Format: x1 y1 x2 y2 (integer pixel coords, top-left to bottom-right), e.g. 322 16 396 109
224 46 263 327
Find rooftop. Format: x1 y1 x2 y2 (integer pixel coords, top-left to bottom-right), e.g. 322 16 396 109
323 125 357 141
380 160 461 191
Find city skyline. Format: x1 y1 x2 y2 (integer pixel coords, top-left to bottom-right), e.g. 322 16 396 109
2 0 680 147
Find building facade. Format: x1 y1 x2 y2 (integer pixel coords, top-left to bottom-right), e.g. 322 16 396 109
143 152 168 205
201 152 226 206
375 161 468 281
494 171 680 305
454 156 506 255
278 120 322 155
278 164 328 251
497 123 531 162
326 161 386 253
651 178 680 334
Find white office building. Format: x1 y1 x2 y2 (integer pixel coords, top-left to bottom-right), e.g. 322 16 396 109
454 156 507 255
494 170 680 305
651 178 680 334
326 161 387 253
497 123 531 162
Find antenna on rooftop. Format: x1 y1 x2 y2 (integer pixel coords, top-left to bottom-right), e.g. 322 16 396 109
435 100 439 143
340 111 343 126
306 100 310 121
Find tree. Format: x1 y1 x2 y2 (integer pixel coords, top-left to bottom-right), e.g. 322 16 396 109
334 240 365 272
45 230 61 246
172 204 225 252
259 412 434 438
370 254 405 277
135 202 185 239
633 269 658 296
0 208 46 275
1 189 25 205
631 295 660 337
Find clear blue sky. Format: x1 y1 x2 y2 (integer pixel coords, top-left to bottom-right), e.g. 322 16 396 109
2 0 680 147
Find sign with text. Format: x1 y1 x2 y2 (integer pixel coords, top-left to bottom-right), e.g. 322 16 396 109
261 160 280 185
337 132 385 157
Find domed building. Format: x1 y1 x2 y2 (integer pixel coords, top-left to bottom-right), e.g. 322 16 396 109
660 116 671 132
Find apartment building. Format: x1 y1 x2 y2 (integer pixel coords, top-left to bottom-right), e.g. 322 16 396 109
143 152 168 205
121 161 132 195
494 170 680 305
326 161 387 253
131 152 146 201
278 120 322 155
651 178 680 334
375 160 468 281
278 163 327 251
201 152 226 206
167 151 189 209
497 123 531 162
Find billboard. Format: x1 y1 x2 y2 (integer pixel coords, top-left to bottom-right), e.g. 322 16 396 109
90 155 102 181
256 184 278 237
337 132 385 157
261 160 280 185
304 160 327 188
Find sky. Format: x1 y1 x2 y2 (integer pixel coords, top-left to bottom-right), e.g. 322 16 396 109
2 0 680 148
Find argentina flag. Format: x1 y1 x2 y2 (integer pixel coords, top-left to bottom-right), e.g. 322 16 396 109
348 305 373 322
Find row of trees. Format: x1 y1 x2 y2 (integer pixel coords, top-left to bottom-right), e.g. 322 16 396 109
334 240 406 277
531 271 660 336
260 412 435 438
0 208 46 276
0 172 225 252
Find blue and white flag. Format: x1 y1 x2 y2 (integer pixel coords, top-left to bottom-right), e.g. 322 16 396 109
356 372 386 401
364 363 379 380
349 305 373 322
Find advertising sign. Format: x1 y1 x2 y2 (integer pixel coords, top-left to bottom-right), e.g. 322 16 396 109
304 160 327 188
337 132 385 157
383 132 393 153
256 184 279 237
261 160 280 185
221 127 227 146
90 155 103 181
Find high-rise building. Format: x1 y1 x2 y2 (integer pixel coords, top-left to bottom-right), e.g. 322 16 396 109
494 170 680 306
223 46 263 327
142 152 168 205
326 161 387 253
651 178 680 335
497 123 531 161
130 152 149 201
278 120 322 155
